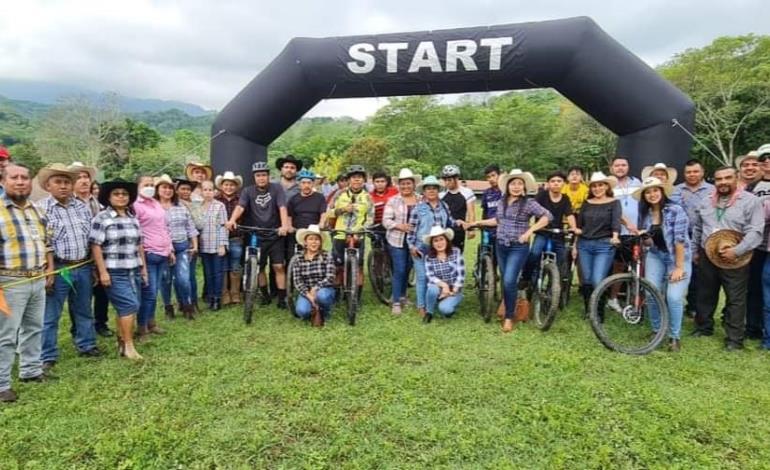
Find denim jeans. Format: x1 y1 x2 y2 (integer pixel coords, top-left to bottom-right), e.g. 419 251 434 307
224 238 243 273
762 256 770 349
201 253 224 301
389 244 412 304
0 277 44 391
139 252 169 327
295 287 336 320
497 241 530 319
577 238 616 288
160 260 172 306
41 264 97 363
426 284 464 317
165 241 193 306
189 253 199 302
523 233 565 284
644 248 691 339
412 254 427 309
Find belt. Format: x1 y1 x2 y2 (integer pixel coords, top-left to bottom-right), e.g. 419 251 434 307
55 258 90 266
0 268 45 277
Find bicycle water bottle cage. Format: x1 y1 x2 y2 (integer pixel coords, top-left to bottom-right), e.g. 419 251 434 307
482 230 489 245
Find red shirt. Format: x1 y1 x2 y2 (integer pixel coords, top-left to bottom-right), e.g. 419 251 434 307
370 186 399 224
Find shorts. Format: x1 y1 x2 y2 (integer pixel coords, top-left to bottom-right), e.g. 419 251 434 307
258 237 286 268
614 235 635 264
333 238 366 267
105 268 142 316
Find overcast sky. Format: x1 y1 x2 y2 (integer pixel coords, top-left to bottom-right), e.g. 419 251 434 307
1 0 768 119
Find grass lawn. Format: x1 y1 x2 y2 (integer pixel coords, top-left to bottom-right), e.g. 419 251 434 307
1 235 769 469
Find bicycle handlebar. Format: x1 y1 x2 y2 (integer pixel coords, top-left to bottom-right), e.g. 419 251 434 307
234 225 280 233
535 228 576 235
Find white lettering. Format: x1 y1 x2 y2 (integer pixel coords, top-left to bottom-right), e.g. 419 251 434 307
408 41 443 73
347 43 376 74
480 37 513 71
445 39 478 72
377 42 409 73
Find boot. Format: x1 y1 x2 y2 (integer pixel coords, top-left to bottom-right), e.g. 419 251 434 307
193 300 202 315
136 325 151 343
311 305 324 327
229 272 242 304
148 319 165 335
212 298 221 311
221 277 231 306
164 304 175 320
581 285 593 318
183 304 195 320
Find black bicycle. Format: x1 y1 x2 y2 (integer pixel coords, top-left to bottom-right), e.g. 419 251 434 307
329 228 374 326
237 225 278 325
472 228 498 323
559 230 576 309
529 229 563 331
366 224 393 306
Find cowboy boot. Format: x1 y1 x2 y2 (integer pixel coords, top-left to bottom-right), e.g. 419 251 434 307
184 304 196 320
311 305 323 327
221 276 231 306
229 272 242 304
581 285 593 318
164 304 175 320
148 319 165 335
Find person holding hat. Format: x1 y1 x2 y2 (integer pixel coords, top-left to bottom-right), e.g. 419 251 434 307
291 225 336 325
692 166 764 350
36 164 101 370
423 226 465 322
276 154 303 201
287 169 327 259
215 171 244 306
383 168 421 314
89 179 146 360
0 146 11 197
471 169 552 332
634 177 691 352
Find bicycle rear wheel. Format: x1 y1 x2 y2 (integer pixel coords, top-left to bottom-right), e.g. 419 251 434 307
588 273 669 355
478 253 496 323
346 255 359 326
242 255 259 325
285 254 299 316
559 259 574 309
367 248 392 306
531 261 561 331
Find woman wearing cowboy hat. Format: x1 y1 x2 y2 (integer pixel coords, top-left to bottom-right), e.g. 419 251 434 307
215 171 244 306
471 169 552 332
291 225 336 325
634 177 691 352
423 226 465 322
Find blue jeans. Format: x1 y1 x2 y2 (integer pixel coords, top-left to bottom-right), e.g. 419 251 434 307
644 248 691 339
189 253 199 303
523 233 565 284
171 241 193 305
224 238 243 273
139 253 169 327
412 253 427 309
389 244 412 304
426 284 463 317
762 256 770 349
577 238 616 288
41 264 97 363
497 242 530 319
201 253 224 301
295 287 336 320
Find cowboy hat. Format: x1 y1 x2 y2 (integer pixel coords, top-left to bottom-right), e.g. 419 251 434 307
98 179 138 207
153 174 175 188
641 163 678 183
422 225 455 246
705 229 753 270
295 224 327 247
215 171 243 189
417 175 442 192
757 144 770 157
296 169 316 182
632 177 673 200
735 151 760 168
37 163 79 191
185 162 213 181
587 171 618 189
173 176 198 189
67 161 97 180
498 169 537 195
275 154 303 171
396 168 422 187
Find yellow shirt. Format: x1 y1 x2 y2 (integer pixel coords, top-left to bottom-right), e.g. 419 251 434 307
562 183 589 213
0 195 50 270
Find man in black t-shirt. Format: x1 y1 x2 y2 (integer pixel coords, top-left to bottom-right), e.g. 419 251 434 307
226 162 291 308
440 165 476 252
287 169 327 260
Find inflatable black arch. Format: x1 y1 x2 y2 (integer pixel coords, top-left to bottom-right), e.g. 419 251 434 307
211 16 694 181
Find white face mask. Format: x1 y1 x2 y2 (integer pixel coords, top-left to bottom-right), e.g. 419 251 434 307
140 186 155 198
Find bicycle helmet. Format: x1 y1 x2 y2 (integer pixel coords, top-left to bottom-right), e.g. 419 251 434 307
441 164 461 178
251 161 270 174
345 165 367 178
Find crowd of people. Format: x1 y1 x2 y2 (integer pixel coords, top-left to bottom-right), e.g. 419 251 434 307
1 142 769 403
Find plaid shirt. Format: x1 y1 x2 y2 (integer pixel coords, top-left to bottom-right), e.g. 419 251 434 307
382 195 417 248
89 208 143 270
639 204 691 257
291 251 336 295
0 194 51 270
426 247 465 290
36 196 92 261
406 199 456 252
76 194 102 217
164 204 198 243
198 200 228 253
496 197 552 246
670 181 714 231
216 192 241 239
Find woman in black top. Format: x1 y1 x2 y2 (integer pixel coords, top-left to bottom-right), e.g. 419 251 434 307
575 172 622 313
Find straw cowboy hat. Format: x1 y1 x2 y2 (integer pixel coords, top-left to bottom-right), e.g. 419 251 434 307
396 168 422 187
422 225 455 246
67 161 97 180
153 174 175 188
215 171 243 189
98 179 138 207
295 224 327 247
498 169 537 195
735 151 760 168
632 177 673 200
417 175 442 192
37 163 79 191
185 162 213 181
641 163 678 183
275 154 303 171
705 229 753 270
587 171 618 189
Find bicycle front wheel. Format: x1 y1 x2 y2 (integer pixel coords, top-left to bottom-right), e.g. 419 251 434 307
242 255 259 325
285 255 299 316
477 253 496 323
531 261 561 331
346 255 359 326
588 273 669 355
367 248 392 306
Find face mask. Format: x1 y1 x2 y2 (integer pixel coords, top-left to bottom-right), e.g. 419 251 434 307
140 187 155 198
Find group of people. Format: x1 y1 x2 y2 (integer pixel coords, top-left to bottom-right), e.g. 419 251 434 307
1 141 770 403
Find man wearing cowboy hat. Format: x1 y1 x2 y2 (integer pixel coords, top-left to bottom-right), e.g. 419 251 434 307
275 154 303 201
36 164 101 370
215 171 244 306
0 163 54 402
287 169 328 260
692 166 764 350
736 151 762 190
641 163 677 185
185 162 213 203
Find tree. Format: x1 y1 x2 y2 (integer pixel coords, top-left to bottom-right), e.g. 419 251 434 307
343 136 389 171
8 142 44 175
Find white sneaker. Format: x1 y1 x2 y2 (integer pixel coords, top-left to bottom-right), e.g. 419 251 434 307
391 303 402 315
607 298 622 313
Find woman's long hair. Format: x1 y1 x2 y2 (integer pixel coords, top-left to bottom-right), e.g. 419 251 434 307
154 183 179 205
639 190 672 226
428 235 452 258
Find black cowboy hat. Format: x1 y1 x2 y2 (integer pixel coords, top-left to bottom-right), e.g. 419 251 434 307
173 176 198 189
99 179 138 207
275 154 303 171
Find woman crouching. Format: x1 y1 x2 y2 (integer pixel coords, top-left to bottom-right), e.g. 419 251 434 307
423 226 465 322
292 225 336 326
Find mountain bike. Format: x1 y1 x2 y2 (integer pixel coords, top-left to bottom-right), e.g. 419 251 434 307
588 233 668 355
559 230 576 309
471 228 498 322
529 229 563 331
366 224 393 306
237 225 278 325
329 228 374 326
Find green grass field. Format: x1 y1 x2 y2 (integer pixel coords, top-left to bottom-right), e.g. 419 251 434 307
2 237 769 469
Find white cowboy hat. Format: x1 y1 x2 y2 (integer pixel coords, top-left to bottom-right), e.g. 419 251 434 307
37 163 79 191
736 151 760 168
757 144 770 157
185 161 213 181
396 168 422 187
632 177 673 200
153 174 175 188
498 169 537 195
67 161 97 180
641 163 678 183
215 171 244 189
296 224 328 247
422 225 455 246
587 171 618 189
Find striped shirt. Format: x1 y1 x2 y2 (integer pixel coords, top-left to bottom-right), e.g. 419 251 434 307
89 208 143 269
291 251 336 295
495 197 552 246
382 194 418 249
426 247 465 291
198 200 228 253
36 196 92 261
0 194 50 270
164 204 198 243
